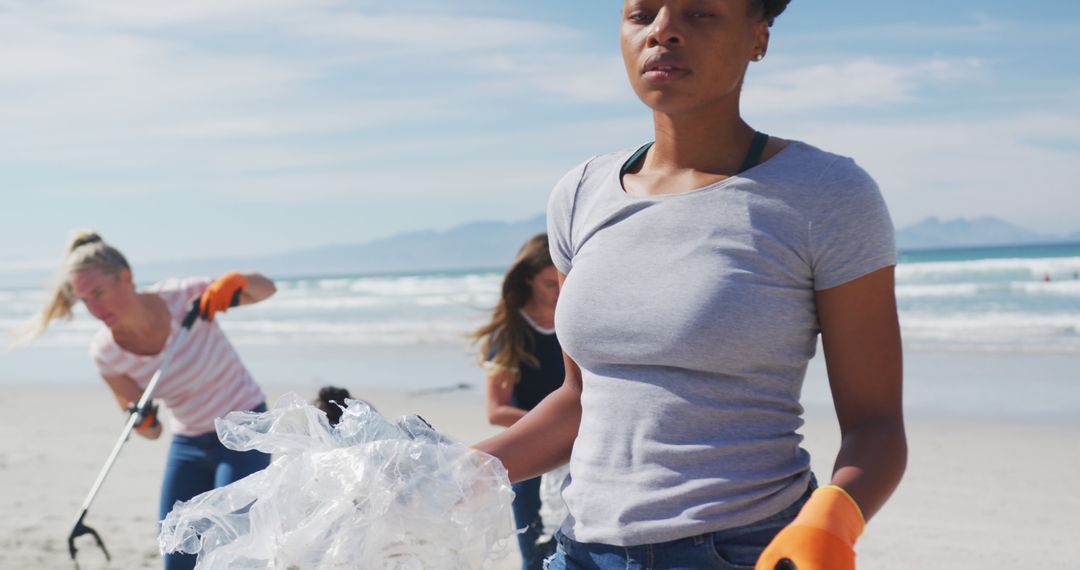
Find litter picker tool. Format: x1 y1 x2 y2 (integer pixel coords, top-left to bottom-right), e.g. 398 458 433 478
67 291 240 567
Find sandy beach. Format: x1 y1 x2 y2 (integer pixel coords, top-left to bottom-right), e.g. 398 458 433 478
1 348 1077 569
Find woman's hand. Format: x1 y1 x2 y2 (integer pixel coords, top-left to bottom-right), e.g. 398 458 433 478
199 272 248 320
135 421 162 440
755 485 863 570
199 271 277 320
130 401 163 440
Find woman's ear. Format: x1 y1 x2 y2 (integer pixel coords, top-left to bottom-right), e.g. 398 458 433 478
752 22 770 60
118 267 134 288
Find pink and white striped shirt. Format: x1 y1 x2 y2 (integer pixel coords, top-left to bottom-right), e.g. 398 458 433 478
89 277 265 436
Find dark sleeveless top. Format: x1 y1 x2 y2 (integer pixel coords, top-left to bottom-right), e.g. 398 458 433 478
487 314 565 411
512 322 565 411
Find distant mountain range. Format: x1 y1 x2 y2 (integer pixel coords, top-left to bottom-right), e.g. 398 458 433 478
2 215 1077 288
894 216 1080 250
135 214 549 284
167 214 1074 278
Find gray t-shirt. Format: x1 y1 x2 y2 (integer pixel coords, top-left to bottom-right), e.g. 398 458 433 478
547 140 895 546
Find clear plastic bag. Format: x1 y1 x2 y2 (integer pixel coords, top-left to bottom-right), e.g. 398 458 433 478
537 464 570 543
159 393 515 569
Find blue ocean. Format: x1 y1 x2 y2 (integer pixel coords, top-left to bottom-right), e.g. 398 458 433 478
4 242 1079 356
894 242 1080 353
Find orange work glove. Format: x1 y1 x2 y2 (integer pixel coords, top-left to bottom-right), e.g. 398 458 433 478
198 271 248 321
755 485 865 570
128 402 160 432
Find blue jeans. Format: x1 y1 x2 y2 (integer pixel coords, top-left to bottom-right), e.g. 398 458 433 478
160 403 271 570
544 479 815 570
513 477 558 570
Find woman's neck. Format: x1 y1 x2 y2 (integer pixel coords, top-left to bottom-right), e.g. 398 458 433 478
647 110 756 174
520 300 554 329
111 293 163 338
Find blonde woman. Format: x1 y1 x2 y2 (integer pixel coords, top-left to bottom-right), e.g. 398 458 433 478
473 1 906 569
25 232 276 570
473 233 563 570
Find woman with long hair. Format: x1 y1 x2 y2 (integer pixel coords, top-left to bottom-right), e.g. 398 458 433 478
24 231 277 570
473 2 906 569
473 233 564 569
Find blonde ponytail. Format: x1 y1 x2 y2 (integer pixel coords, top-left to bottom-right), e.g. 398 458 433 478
9 231 130 346
68 231 104 252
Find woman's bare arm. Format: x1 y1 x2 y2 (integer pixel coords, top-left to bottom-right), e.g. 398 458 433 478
485 368 529 428
472 271 582 482
816 265 906 521
238 272 276 305
102 372 161 440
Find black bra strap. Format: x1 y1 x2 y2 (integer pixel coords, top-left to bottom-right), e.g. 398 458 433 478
621 131 768 178
737 131 769 174
621 142 654 176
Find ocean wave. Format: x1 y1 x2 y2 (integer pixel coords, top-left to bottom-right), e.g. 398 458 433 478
895 283 982 298
899 312 1080 353
901 310 1079 330
0 316 99 336
221 319 474 334
901 341 1080 355
0 288 53 317
347 276 499 297
232 293 499 312
275 273 500 294
895 280 1080 299
2 318 483 348
221 318 480 346
1013 280 1080 296
896 256 1080 283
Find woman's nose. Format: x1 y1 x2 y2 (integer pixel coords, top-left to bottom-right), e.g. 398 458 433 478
84 299 103 316
646 8 683 47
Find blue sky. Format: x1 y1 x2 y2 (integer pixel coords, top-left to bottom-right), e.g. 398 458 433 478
2 0 1078 271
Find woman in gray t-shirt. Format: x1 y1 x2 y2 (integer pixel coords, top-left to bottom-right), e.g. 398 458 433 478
474 2 906 569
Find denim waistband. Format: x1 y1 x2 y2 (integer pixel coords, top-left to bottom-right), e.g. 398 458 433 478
553 475 817 569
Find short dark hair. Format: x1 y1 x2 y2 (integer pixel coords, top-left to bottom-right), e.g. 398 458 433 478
314 386 352 426
754 0 791 27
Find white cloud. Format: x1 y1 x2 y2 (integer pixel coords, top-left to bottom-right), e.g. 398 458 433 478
117 116 648 201
0 0 612 174
784 12 1009 44
776 111 1080 235
284 12 583 53
785 13 1080 48
0 18 309 166
464 53 629 103
745 57 985 114
23 0 581 52
8 0 337 31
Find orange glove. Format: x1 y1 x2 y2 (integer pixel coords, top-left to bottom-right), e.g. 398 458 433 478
198 272 248 321
128 402 160 432
755 485 865 570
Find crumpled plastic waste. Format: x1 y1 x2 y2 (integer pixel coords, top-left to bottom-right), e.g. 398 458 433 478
538 464 570 544
158 393 515 569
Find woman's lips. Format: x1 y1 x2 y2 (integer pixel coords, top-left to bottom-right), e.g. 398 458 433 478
643 67 689 81
642 57 689 82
